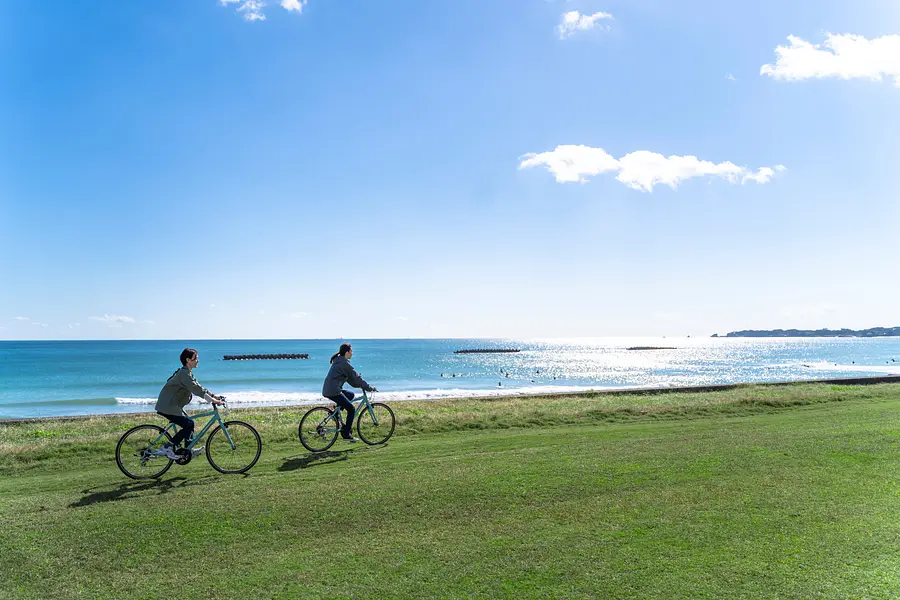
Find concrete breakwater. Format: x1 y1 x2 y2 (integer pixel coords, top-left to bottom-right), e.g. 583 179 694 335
454 349 521 354
627 346 677 351
223 353 310 360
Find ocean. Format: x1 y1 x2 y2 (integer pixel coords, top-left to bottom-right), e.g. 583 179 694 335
2 337 900 419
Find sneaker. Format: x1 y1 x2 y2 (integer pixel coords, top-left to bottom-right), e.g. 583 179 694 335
342 435 359 443
190 445 204 457
163 443 180 460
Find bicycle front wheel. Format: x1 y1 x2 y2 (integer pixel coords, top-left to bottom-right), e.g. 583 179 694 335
356 402 396 445
116 424 174 480
206 421 262 474
299 406 339 452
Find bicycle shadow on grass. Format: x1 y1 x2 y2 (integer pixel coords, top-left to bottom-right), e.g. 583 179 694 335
70 474 224 508
278 448 360 472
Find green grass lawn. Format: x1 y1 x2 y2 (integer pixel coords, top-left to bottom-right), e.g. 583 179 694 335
2 383 900 599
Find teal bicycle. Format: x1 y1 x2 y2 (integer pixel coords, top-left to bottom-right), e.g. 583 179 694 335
115 400 262 479
298 390 395 452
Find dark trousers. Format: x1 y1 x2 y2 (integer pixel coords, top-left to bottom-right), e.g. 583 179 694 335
158 412 194 447
325 390 355 438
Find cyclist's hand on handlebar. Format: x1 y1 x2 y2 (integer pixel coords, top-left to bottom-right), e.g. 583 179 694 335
371 387 378 392
212 395 226 406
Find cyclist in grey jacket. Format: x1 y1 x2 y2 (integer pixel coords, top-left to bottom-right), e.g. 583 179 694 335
155 348 224 459
322 343 376 442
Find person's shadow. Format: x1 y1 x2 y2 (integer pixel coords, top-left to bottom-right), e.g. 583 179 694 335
70 475 223 508
278 449 357 472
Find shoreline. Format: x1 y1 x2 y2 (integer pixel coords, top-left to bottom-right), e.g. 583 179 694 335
3 373 898 425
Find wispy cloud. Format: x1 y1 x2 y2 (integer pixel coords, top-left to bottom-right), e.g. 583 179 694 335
31 322 49 327
14 316 29 321
291 312 309 319
220 0 306 21
519 145 786 192
89 314 136 324
557 10 613 39
726 73 737 82
761 33 900 86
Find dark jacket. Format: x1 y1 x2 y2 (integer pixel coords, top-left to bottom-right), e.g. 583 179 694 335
155 367 209 416
322 355 373 397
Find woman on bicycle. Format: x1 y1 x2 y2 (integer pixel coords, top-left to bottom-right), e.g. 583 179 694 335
155 348 224 459
322 343 376 442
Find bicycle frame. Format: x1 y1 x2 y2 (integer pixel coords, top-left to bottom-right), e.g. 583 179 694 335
329 390 380 428
154 405 237 451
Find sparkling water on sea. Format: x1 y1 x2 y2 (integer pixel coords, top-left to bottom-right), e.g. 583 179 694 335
2 337 900 419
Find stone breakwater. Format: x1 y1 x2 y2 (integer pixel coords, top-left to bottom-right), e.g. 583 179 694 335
223 353 310 360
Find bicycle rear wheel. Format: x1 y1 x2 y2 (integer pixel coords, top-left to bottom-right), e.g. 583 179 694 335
356 402 396 445
206 421 262 474
116 424 174 480
299 406 339 452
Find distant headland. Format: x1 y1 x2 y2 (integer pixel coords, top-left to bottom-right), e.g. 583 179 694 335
712 327 900 338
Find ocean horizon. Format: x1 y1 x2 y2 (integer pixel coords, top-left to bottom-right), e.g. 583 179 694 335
3 337 900 420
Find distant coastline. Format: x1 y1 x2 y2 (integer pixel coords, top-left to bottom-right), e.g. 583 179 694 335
713 327 900 338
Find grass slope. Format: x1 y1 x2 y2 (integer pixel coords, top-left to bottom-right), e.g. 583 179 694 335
1 383 900 599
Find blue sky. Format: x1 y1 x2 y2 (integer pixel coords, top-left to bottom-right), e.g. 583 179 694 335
1 0 899 340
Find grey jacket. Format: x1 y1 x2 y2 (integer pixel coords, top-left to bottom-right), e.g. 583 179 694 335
155 367 210 416
322 355 373 397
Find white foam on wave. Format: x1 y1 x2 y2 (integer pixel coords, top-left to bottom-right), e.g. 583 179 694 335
115 385 619 408
792 361 900 375
116 391 324 407
116 397 158 405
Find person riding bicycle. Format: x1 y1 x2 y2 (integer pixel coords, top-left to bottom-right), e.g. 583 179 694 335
322 343 376 443
155 348 224 459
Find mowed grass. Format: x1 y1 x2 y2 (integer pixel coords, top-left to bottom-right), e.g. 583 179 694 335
2 382 900 599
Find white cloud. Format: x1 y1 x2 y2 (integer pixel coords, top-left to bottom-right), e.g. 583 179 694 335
519 145 620 183
280 0 306 12
89 314 136 324
761 33 900 86
291 312 309 319
726 73 737 81
557 10 613 39
519 145 786 192
68 323 81 329
14 316 29 321
220 0 306 21
32 322 49 327
394 316 409 321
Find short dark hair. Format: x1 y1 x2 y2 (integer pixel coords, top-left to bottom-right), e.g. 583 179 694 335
180 348 198 366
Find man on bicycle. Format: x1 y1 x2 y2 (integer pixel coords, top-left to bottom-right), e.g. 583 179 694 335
322 343 376 443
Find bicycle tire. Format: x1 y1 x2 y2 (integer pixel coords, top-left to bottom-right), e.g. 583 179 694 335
116 424 174 480
206 421 262 474
356 402 396 445
299 406 339 452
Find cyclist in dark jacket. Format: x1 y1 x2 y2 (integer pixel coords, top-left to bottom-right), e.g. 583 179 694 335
322 343 376 442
